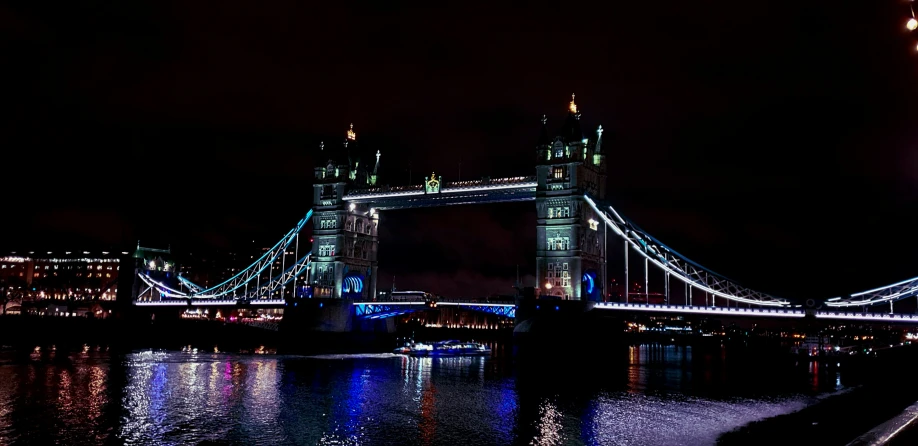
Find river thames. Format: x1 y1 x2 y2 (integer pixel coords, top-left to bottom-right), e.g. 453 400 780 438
0 342 852 445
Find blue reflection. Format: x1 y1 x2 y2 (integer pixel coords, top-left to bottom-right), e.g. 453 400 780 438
150 363 167 426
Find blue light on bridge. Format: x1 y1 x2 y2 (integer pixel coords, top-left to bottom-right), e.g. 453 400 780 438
582 273 595 295
354 302 516 319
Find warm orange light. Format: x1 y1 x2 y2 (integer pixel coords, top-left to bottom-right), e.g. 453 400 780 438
347 123 356 141
908 17 918 31
569 93 578 114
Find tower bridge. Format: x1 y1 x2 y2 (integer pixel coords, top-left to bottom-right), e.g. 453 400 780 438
131 94 918 331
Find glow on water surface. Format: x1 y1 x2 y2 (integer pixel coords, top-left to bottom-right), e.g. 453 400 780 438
0 344 842 445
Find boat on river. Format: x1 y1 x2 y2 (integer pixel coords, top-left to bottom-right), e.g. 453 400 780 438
399 340 491 357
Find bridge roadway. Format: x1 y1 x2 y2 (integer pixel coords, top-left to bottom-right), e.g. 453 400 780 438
134 299 918 324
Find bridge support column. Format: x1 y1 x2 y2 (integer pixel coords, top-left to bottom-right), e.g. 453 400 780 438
513 298 621 348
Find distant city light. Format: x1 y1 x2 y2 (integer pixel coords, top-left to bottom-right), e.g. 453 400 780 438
908 17 917 31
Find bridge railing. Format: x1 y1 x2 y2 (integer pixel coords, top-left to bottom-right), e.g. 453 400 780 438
442 176 537 189
345 184 425 198
133 298 287 306
367 298 516 305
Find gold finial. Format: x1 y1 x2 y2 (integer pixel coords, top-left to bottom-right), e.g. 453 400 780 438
569 93 578 114
347 123 356 141
430 172 437 182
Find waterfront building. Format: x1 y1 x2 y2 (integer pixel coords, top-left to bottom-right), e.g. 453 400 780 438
0 251 122 302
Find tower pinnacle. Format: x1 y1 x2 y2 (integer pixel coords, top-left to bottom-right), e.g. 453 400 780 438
569 93 578 114
347 123 356 141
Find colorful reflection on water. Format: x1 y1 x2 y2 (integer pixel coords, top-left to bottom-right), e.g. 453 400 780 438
0 343 849 445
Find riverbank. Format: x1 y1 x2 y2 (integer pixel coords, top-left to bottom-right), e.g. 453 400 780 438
717 345 918 445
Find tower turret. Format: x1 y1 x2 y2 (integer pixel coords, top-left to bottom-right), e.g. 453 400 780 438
534 93 607 301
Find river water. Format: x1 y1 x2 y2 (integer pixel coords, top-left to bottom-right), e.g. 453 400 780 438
0 342 850 445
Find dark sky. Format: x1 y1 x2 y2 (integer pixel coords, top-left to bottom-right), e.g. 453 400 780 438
2 1 918 301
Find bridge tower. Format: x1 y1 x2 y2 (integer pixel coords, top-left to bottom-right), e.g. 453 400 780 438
309 125 379 300
535 95 608 301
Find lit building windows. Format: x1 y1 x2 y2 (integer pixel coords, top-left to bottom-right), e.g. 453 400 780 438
547 236 570 251
318 244 335 257
553 167 565 179
548 207 570 218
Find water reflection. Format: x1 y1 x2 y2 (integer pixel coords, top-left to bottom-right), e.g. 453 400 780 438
0 353 112 445
0 343 861 445
119 354 285 445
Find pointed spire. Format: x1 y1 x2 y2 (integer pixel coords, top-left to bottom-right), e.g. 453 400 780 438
595 125 604 154
319 141 324 151
374 150 381 174
347 123 356 141
569 93 578 114
541 114 547 125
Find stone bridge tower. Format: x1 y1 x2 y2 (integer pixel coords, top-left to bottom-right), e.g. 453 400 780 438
535 95 608 300
309 124 380 299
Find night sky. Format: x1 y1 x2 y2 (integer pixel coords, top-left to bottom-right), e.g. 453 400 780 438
3 1 918 301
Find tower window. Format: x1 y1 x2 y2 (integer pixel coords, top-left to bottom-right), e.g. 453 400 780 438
318 244 335 256
547 236 570 251
549 207 570 218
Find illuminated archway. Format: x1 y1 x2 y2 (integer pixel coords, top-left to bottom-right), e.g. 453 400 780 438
342 274 365 297
581 270 601 302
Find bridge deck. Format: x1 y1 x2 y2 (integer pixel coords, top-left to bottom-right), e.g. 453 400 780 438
343 179 536 210
131 299 918 324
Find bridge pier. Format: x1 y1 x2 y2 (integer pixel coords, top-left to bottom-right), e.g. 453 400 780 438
513 298 623 348
281 298 395 334
278 298 397 354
